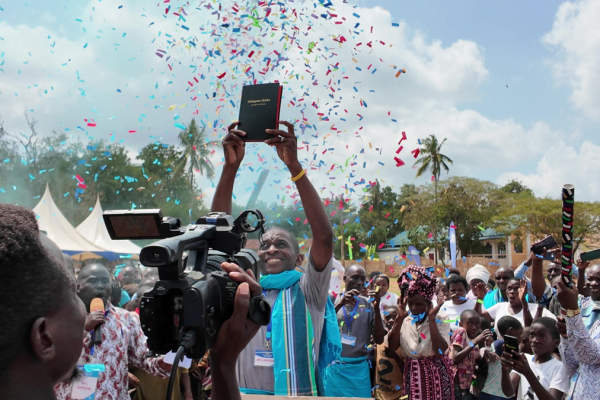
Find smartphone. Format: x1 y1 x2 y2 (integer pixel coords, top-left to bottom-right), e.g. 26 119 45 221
581 249 600 262
542 251 556 261
504 335 519 357
531 236 558 255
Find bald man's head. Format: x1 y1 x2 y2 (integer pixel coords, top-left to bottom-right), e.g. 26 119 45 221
494 267 514 291
587 264 600 301
77 264 111 310
344 264 367 293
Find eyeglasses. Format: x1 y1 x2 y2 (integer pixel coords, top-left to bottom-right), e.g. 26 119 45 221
496 276 511 281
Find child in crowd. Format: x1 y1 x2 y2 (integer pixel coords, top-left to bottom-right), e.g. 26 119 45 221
449 310 493 399
442 275 479 332
388 266 453 400
470 317 496 398
373 306 404 400
501 317 569 400
478 316 523 400
375 275 399 312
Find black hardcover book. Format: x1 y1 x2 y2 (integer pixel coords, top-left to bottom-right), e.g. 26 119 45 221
238 83 282 142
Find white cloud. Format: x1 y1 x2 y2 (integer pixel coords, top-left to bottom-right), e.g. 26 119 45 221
497 140 600 201
0 0 595 208
543 0 600 120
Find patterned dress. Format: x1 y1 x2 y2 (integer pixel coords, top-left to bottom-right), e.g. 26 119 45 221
399 311 453 400
55 303 168 400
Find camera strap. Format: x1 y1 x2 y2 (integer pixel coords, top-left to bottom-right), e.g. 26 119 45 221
263 290 272 350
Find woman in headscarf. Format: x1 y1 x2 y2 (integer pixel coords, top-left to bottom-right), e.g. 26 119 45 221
388 266 453 400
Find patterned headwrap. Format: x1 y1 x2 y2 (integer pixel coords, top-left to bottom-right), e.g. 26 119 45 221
397 265 437 302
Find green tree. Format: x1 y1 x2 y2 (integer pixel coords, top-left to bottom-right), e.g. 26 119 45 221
500 180 534 197
358 181 402 250
413 134 453 263
493 196 600 254
137 142 207 221
174 119 219 221
402 177 500 257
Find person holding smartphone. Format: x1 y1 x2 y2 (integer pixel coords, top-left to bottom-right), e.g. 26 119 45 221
500 317 568 400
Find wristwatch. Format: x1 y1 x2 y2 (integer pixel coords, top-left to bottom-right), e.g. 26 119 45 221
565 308 581 317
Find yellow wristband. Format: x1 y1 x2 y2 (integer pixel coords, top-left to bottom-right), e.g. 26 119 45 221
291 169 306 182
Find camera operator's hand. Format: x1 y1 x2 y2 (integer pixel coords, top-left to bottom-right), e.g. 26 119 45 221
84 310 105 331
223 121 246 168
211 262 262 365
265 121 300 171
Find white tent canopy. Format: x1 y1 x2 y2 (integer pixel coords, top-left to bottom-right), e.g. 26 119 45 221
76 196 141 255
33 185 107 254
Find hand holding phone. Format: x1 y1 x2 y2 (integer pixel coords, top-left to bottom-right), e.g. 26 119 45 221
581 249 600 262
530 235 558 255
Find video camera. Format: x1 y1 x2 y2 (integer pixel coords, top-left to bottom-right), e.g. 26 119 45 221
103 209 271 360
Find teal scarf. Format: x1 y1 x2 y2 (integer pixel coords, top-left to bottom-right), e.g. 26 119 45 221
261 270 341 396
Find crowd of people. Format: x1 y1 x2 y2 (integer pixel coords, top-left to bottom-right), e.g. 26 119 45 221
1 120 599 400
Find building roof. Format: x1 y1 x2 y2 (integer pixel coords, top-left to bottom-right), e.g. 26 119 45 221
479 227 507 240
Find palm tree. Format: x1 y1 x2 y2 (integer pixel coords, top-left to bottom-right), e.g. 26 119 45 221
174 119 220 221
413 134 453 263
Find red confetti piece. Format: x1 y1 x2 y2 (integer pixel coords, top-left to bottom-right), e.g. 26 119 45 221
378 242 385 249
411 148 420 158
394 157 405 167
420 333 427 339
217 72 226 79
398 131 407 144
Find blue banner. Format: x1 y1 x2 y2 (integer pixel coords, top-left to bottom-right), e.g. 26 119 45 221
407 245 421 267
449 222 457 269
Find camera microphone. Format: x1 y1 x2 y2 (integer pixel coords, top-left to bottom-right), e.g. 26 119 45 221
90 298 104 345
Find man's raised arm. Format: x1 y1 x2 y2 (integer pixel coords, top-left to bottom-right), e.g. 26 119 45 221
265 121 333 271
211 121 246 214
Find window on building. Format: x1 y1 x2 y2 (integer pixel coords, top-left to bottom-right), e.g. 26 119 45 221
485 243 492 259
498 242 507 259
513 238 523 253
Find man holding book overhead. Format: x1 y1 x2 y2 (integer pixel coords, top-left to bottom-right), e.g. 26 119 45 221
211 116 339 396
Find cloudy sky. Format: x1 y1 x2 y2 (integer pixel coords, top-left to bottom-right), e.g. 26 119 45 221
1 0 599 206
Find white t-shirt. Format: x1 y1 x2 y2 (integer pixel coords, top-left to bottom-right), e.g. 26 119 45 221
487 303 556 340
516 356 569 400
380 292 399 311
441 299 478 331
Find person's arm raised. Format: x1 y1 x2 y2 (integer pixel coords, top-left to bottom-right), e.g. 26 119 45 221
211 122 246 214
265 121 333 271
577 259 590 297
427 294 449 354
473 282 493 321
